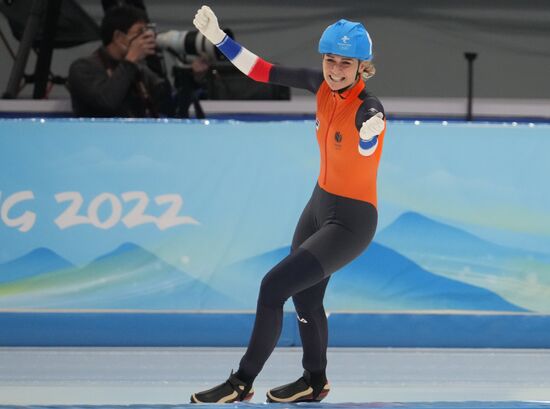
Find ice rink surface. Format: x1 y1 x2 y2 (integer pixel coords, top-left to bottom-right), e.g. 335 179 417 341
1 347 550 408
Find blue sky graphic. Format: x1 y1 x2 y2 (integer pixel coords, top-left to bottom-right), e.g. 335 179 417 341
1 119 549 275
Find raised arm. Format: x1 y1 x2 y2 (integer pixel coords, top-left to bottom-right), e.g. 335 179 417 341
193 6 323 93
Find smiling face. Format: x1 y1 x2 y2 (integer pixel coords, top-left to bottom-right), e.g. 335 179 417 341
322 54 362 91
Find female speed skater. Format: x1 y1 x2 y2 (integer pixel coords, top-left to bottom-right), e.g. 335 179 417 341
190 5 387 404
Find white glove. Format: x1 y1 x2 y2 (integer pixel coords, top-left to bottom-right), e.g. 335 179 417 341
193 5 226 45
360 112 385 141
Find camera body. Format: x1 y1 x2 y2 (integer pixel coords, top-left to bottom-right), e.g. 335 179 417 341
144 22 157 34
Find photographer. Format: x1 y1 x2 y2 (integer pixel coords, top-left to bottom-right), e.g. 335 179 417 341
68 5 173 118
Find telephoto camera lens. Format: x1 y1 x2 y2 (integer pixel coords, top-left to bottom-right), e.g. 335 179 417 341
156 29 233 61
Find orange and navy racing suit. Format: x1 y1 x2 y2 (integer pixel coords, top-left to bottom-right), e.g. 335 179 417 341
215 36 386 390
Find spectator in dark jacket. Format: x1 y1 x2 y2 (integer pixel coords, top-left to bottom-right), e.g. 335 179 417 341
68 5 173 117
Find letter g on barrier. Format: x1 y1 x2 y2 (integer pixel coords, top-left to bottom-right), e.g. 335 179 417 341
1 191 37 232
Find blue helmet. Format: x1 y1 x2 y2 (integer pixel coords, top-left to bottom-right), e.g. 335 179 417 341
318 19 373 60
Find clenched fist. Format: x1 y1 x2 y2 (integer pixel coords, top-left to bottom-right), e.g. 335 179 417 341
360 112 385 141
193 5 226 45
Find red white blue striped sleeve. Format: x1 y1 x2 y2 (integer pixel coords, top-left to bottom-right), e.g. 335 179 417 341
215 35 273 83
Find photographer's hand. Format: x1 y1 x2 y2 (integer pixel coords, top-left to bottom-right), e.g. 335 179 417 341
193 5 226 45
125 30 156 63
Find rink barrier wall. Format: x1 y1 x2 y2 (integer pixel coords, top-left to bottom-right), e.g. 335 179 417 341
1 311 549 348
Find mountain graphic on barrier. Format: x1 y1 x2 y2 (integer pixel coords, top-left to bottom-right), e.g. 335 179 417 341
0 248 74 284
0 243 239 310
377 211 550 264
326 242 526 311
0 210 537 312
376 211 550 312
211 243 527 312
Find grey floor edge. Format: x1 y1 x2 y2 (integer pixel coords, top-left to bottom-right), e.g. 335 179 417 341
1 347 550 405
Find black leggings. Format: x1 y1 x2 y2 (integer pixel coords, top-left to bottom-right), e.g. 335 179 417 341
238 184 378 380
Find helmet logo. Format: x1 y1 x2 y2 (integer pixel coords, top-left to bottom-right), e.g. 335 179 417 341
337 35 352 50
